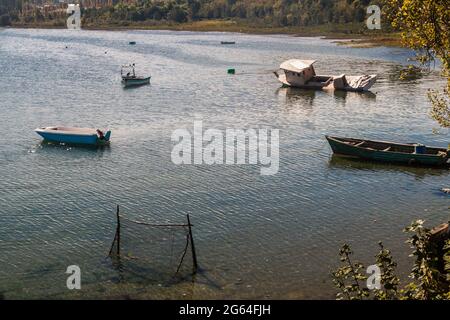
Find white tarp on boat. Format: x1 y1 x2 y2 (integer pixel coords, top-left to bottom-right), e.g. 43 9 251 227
280 59 316 72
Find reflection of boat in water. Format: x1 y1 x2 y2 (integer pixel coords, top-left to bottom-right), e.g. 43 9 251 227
277 87 317 98
121 64 151 88
277 86 376 101
328 154 450 178
274 59 377 92
276 87 317 107
35 126 111 146
332 88 376 100
276 86 376 110
326 136 450 167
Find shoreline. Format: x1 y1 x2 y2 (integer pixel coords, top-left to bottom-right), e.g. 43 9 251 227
7 20 403 48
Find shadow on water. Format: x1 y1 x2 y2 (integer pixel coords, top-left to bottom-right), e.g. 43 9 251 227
106 254 222 297
34 141 111 155
328 154 450 179
107 254 200 289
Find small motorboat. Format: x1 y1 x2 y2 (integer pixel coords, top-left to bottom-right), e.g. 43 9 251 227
129 41 136 45
326 136 450 167
221 41 235 45
35 127 111 145
121 64 151 88
274 59 377 92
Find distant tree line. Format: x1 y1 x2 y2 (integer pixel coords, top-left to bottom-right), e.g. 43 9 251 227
1 0 385 27
83 0 382 26
0 0 23 26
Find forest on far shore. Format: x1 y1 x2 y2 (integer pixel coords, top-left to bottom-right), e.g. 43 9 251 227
1 0 386 31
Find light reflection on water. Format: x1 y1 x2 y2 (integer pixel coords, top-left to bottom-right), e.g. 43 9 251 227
0 29 448 299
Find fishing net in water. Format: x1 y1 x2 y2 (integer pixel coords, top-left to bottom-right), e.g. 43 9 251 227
108 214 194 284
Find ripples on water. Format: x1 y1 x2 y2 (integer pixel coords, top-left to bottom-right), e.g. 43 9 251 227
0 28 448 299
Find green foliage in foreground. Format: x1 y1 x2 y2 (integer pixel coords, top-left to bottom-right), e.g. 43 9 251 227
383 0 449 128
332 220 450 300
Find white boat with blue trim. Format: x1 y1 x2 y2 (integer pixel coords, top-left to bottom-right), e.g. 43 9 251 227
35 126 111 145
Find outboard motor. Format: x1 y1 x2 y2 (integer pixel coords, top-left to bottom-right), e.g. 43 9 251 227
104 131 112 141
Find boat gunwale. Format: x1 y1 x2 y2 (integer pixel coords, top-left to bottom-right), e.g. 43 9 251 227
325 135 449 157
35 127 106 137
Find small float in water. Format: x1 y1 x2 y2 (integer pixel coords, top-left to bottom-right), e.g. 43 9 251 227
326 136 450 167
274 59 377 92
35 127 111 145
121 64 151 88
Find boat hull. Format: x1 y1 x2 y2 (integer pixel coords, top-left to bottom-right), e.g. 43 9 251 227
326 136 449 167
35 128 111 145
275 72 376 92
122 77 151 87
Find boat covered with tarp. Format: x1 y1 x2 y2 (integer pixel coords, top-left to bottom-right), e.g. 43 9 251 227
274 59 377 92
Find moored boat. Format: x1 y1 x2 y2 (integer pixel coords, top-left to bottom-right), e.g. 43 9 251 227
274 59 377 92
121 64 151 88
326 136 450 167
122 76 151 87
221 41 236 45
35 126 111 145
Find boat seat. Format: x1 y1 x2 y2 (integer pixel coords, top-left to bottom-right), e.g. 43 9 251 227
333 74 348 89
383 147 391 151
355 141 365 147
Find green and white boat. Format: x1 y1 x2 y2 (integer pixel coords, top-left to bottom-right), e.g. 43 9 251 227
121 64 151 88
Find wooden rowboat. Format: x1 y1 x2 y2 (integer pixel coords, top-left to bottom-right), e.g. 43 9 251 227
326 136 450 167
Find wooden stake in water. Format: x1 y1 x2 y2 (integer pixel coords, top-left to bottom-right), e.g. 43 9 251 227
116 205 121 256
108 204 121 257
187 214 198 273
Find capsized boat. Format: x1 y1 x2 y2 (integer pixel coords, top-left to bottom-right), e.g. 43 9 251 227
121 63 151 88
35 127 111 145
274 59 377 92
326 136 450 167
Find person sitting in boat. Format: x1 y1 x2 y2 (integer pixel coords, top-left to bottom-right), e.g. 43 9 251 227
96 129 105 140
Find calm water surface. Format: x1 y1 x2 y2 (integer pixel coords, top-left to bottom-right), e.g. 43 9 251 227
0 28 449 299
